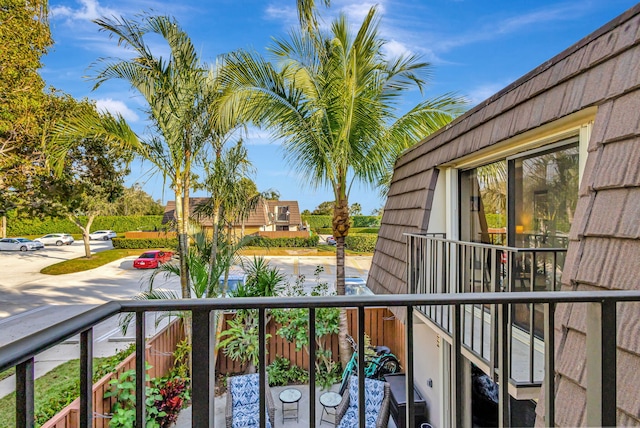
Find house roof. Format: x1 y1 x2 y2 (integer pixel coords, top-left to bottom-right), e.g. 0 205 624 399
368 4 640 426
162 198 302 227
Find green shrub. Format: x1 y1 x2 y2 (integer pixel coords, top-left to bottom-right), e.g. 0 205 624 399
316 227 379 235
301 215 332 230
344 234 378 252
351 215 381 227
6 215 165 236
112 238 178 250
250 235 319 248
266 357 309 386
301 215 381 232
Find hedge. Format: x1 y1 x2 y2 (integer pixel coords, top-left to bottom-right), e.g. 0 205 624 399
317 227 379 235
301 215 381 231
344 234 378 252
111 238 178 250
6 215 165 236
250 235 320 248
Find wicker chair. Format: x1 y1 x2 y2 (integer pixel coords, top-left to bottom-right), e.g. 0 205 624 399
225 374 275 428
335 376 391 428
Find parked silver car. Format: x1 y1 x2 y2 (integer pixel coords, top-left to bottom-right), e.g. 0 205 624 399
34 233 75 246
88 230 117 240
344 277 375 295
0 237 44 252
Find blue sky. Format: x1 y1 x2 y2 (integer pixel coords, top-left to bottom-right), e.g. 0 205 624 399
43 0 637 214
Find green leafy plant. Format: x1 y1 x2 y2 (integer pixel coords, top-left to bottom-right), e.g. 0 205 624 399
103 365 165 428
112 238 178 250
266 357 309 386
273 267 340 389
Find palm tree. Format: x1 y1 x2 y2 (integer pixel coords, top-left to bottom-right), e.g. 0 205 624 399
51 14 223 298
218 6 466 365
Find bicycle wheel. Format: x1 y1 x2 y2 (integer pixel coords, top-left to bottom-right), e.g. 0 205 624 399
377 356 401 377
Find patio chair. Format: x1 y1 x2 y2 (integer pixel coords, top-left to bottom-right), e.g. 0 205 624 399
225 373 275 428
335 376 390 428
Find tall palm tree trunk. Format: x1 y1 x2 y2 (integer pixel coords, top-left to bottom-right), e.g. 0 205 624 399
175 189 191 299
333 198 351 367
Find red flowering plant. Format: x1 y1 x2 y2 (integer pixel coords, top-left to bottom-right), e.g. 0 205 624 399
153 376 191 428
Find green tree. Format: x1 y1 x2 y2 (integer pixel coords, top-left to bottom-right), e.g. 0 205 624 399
53 14 221 299
0 0 52 214
262 189 281 200
219 6 465 365
349 203 362 216
104 184 164 216
195 141 258 288
312 201 334 216
44 97 129 258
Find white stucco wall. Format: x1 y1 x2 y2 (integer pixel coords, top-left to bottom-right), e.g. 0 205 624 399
413 315 444 427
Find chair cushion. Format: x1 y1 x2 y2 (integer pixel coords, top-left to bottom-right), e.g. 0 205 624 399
340 376 385 427
232 403 272 428
230 374 260 407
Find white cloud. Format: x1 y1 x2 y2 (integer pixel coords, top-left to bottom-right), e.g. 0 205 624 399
339 2 385 23
95 98 140 122
50 0 117 22
264 4 298 25
383 39 411 58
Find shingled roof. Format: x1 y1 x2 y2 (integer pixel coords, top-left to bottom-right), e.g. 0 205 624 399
162 198 301 227
369 4 640 426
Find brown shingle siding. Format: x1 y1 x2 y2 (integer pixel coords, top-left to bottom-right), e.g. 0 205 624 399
554 377 586 427
617 350 640 418
555 329 586 386
606 238 640 290
618 188 640 238
617 301 640 355
602 90 640 143
594 138 640 189
569 194 593 241
574 237 611 285
614 12 640 51
608 47 640 98
582 60 616 106
584 189 628 236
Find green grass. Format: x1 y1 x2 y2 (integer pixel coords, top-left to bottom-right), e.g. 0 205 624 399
0 345 134 428
0 368 15 383
40 249 145 275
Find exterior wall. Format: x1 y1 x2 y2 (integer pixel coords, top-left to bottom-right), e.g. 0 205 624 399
413 318 444 427
368 4 640 426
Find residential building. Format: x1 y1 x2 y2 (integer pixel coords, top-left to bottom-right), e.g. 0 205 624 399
368 4 640 427
162 198 303 235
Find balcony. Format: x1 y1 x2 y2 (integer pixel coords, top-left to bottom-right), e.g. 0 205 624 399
1 291 637 428
406 233 570 387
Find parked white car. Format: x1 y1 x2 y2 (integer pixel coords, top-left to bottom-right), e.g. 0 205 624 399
88 230 117 240
34 233 75 246
0 237 44 252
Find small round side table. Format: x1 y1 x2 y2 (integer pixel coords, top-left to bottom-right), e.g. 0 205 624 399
319 391 342 426
279 388 302 423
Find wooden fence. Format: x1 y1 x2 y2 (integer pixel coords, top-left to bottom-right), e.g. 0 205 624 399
216 307 405 374
42 319 185 428
255 231 311 239
123 231 177 239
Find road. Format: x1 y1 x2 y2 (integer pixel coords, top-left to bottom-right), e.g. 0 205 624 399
0 243 371 342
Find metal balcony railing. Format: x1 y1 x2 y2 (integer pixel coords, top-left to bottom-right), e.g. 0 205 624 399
1 292 637 428
406 233 567 386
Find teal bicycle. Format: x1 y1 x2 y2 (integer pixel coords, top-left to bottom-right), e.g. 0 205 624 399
339 335 401 395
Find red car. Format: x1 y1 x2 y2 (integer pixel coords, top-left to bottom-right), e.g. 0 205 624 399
133 250 174 269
